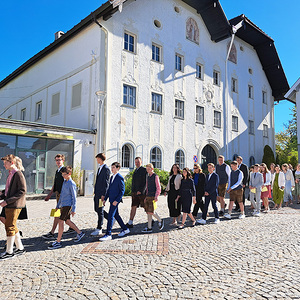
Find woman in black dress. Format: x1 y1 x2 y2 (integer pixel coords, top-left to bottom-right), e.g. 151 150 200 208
164 164 182 225
192 163 206 219
176 168 196 229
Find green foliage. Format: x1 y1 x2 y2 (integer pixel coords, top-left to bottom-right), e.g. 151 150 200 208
72 163 84 192
124 168 169 196
275 106 298 165
262 145 275 167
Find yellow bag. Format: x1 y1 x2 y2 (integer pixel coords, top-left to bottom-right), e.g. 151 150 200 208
261 186 268 192
50 209 61 217
250 188 256 193
99 199 104 208
153 200 157 211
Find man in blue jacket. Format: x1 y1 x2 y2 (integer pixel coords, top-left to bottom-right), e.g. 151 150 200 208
197 163 220 225
100 162 130 241
91 153 110 236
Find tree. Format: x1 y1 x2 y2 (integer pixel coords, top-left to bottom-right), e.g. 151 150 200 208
275 106 298 166
262 145 275 167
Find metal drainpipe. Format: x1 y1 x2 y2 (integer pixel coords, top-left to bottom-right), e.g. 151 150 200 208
93 16 108 155
224 19 244 159
224 32 235 159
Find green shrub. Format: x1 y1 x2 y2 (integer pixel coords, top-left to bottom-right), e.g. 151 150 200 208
262 145 275 168
124 168 169 196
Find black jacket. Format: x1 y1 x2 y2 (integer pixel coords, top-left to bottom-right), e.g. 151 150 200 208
192 172 206 198
131 166 147 194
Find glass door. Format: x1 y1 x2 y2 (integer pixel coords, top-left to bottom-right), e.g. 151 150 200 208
17 150 46 193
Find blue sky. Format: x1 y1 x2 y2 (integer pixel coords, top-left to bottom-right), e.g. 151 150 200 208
0 0 298 132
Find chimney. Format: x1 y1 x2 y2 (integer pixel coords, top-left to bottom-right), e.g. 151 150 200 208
55 31 65 40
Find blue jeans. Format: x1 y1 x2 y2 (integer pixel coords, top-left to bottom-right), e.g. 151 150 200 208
202 193 219 220
106 202 127 236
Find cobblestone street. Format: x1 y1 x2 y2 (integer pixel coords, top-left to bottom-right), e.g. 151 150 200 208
0 196 300 299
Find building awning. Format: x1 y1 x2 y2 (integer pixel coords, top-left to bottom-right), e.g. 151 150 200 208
230 15 290 102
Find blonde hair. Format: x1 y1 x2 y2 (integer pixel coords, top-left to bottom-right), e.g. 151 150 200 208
146 163 154 169
15 156 25 172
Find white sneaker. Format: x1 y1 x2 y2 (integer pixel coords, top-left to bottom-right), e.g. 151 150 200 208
252 210 257 216
224 213 231 219
99 235 112 241
214 218 220 224
90 229 102 236
196 219 206 225
254 212 261 217
239 214 245 219
118 228 130 237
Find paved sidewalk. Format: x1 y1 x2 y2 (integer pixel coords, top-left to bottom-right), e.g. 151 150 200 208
0 196 300 299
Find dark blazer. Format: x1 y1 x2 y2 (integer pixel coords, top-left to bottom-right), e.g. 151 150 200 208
192 172 206 198
205 172 219 196
239 163 249 186
104 173 125 204
0 171 26 208
94 164 110 200
131 166 147 194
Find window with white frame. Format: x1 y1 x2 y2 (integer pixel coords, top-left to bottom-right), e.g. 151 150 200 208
36 101 42 120
248 85 254 99
51 92 60 115
175 54 183 71
196 105 204 124
175 99 184 119
231 78 238 93
71 83 82 108
196 63 203 80
123 84 136 107
150 147 162 169
124 32 135 53
152 44 161 62
121 144 132 168
213 70 220 86
263 124 268 137
249 120 254 135
20 108 26 121
151 93 162 113
175 149 185 170
232 116 238 131
262 91 267 104
214 111 221 128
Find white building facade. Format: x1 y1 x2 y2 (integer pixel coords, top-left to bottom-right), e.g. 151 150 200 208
0 0 289 193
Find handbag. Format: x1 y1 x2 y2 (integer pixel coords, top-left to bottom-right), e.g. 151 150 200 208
50 209 61 217
261 186 268 192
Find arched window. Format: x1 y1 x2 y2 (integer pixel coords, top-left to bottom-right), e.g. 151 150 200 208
186 18 199 44
122 144 132 168
150 147 162 169
175 149 185 170
249 156 255 166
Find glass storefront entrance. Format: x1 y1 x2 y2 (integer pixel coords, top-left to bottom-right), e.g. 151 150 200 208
0 133 73 194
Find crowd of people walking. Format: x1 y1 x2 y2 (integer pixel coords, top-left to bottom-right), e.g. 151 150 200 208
0 152 299 260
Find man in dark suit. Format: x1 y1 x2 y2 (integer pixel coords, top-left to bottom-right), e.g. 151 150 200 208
126 157 147 228
197 163 220 225
91 153 110 236
100 162 129 241
235 156 249 211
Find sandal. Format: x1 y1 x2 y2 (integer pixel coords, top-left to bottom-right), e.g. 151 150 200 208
177 224 185 229
191 221 196 227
